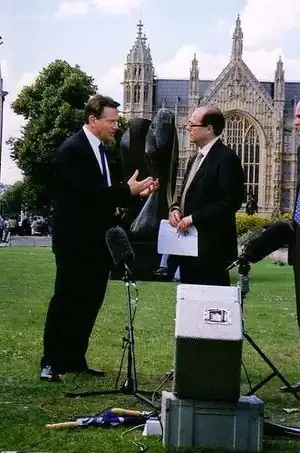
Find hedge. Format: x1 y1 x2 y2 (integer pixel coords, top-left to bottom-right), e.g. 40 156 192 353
236 212 292 236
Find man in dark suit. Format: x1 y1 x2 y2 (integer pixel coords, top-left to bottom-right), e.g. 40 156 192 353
280 100 300 393
40 94 157 381
168 105 244 286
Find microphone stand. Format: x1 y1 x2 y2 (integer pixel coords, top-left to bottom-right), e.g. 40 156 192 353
228 257 300 401
65 262 156 409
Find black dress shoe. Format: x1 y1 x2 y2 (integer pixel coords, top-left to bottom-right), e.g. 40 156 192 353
279 381 300 393
40 365 61 382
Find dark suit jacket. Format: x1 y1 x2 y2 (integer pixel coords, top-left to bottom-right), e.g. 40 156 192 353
286 183 300 327
171 139 245 268
288 182 300 266
51 129 132 255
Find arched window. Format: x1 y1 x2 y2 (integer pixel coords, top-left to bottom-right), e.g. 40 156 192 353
144 84 148 103
134 84 140 103
222 113 260 202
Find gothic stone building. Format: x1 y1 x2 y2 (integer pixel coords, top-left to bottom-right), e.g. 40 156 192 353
122 17 300 215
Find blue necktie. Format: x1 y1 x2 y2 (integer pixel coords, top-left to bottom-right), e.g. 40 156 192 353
99 143 108 186
294 191 300 225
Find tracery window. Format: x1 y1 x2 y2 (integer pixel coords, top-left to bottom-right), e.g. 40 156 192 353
222 113 260 202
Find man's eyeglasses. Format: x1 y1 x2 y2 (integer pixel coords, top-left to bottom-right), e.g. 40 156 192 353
187 121 207 128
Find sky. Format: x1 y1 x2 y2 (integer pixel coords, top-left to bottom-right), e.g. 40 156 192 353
1 0 300 184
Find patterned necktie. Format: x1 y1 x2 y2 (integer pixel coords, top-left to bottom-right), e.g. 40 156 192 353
294 191 300 226
180 151 204 213
99 143 108 186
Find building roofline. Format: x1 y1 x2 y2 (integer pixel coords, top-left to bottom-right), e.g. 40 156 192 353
155 77 300 84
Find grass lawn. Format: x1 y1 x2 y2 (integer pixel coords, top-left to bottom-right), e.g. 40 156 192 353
1 247 300 452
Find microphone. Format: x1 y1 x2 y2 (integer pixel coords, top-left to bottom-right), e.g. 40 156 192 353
105 226 135 269
243 220 294 263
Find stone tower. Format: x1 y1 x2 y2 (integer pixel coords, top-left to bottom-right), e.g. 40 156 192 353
122 20 155 120
188 53 200 115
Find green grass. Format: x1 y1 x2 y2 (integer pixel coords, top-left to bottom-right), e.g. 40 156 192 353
1 248 300 452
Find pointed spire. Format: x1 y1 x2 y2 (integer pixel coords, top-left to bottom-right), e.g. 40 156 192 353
189 53 200 108
231 14 243 61
190 53 199 84
275 55 284 75
191 53 198 68
275 55 284 82
274 55 285 102
126 20 152 63
137 20 143 38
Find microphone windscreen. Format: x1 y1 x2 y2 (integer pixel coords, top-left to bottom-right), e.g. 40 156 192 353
243 221 293 263
105 226 135 266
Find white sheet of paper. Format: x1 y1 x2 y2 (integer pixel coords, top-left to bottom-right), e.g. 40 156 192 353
157 219 198 257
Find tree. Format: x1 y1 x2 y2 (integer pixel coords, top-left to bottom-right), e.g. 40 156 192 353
8 59 98 213
0 181 26 217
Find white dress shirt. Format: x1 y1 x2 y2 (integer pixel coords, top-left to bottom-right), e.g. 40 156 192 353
186 135 220 224
195 135 220 172
82 125 112 186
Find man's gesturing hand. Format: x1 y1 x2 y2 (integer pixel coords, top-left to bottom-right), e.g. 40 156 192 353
127 170 156 196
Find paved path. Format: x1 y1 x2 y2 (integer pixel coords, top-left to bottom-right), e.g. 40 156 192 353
0 235 52 247
267 248 288 263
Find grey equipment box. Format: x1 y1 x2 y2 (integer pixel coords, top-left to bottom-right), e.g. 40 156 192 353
173 284 243 401
161 391 264 452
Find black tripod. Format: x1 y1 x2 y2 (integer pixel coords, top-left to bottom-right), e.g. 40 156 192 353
228 257 300 401
66 264 156 408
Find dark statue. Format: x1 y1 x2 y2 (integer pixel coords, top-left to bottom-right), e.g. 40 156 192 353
111 108 179 280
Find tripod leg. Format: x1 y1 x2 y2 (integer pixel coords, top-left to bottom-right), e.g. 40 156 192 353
244 332 300 401
120 281 138 393
65 273 156 409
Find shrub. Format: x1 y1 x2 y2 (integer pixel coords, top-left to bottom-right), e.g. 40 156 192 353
236 212 293 248
236 212 292 237
236 213 269 236
271 211 292 221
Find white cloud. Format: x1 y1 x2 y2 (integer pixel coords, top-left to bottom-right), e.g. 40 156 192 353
0 70 39 184
241 0 300 47
55 0 148 19
1 102 24 184
156 45 228 79
156 44 300 81
55 0 89 19
96 65 124 102
16 72 38 91
0 60 10 79
91 0 148 15
216 18 228 33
